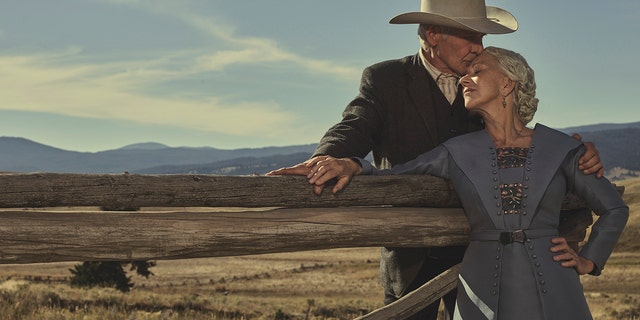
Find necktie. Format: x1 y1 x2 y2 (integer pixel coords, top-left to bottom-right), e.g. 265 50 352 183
437 73 459 105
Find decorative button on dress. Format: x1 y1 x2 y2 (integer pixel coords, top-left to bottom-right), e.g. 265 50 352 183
494 147 544 319
359 124 629 320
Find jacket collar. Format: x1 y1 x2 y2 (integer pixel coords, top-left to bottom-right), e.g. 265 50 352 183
442 124 582 229
405 52 440 145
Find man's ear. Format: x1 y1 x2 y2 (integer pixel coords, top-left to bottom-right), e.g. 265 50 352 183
425 27 439 46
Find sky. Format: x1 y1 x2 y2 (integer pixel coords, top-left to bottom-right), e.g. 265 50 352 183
0 0 638 152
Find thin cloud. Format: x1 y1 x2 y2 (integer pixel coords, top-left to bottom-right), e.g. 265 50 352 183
1 0 360 140
0 49 295 137
100 0 361 80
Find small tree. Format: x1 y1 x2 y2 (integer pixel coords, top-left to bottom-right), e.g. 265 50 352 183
69 260 156 293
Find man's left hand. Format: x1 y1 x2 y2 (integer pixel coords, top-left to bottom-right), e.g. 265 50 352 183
572 133 604 178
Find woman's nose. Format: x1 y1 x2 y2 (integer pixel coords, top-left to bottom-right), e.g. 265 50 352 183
459 74 471 87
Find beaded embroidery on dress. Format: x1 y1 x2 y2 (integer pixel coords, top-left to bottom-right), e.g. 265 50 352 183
496 147 528 215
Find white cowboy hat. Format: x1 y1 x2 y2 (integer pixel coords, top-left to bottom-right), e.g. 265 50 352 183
390 0 518 34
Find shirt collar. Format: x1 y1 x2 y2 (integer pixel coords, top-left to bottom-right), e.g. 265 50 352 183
418 49 460 83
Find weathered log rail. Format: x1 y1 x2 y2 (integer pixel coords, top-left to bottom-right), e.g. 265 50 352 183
0 172 609 319
0 172 592 209
0 172 598 264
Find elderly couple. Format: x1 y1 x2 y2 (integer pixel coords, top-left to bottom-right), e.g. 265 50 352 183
267 0 629 319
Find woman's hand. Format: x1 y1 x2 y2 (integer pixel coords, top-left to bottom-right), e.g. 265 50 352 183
266 156 362 195
266 158 315 176
550 237 595 275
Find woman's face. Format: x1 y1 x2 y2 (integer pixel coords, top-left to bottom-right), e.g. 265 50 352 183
460 52 510 113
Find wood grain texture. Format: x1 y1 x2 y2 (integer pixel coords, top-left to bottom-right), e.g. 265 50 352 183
0 207 469 264
0 173 599 209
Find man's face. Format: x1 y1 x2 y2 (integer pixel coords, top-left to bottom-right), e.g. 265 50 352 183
431 28 485 76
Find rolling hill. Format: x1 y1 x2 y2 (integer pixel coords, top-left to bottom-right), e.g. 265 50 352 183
0 121 638 178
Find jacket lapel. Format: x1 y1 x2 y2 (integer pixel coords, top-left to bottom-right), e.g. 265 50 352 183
405 54 439 146
443 125 582 229
521 124 581 228
442 130 506 228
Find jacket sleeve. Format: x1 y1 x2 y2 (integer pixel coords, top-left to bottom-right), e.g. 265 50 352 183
359 145 451 179
313 65 386 159
564 146 629 275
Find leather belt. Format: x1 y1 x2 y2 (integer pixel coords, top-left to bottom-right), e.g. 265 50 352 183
470 229 559 244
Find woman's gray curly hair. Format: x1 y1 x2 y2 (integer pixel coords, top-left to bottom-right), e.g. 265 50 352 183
482 47 538 124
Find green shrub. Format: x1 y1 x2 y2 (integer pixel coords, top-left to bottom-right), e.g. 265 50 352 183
69 261 155 293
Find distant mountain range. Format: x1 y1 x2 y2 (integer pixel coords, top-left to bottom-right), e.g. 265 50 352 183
0 138 317 174
1 121 638 180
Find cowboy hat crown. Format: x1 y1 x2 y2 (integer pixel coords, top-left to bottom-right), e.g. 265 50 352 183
390 0 518 34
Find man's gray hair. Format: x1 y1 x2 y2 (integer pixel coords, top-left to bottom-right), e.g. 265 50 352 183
418 24 453 45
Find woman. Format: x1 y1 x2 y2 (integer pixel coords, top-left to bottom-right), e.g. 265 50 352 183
268 47 629 319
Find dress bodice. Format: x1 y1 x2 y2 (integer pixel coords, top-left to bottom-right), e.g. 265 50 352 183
496 147 529 231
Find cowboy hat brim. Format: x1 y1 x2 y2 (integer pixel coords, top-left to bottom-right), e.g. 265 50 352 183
389 7 518 34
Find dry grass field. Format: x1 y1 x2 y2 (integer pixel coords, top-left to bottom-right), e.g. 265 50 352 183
0 177 638 320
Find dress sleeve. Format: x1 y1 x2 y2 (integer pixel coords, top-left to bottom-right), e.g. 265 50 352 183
563 146 629 275
358 145 451 179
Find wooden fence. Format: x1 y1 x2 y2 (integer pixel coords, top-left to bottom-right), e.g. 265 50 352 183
0 172 603 319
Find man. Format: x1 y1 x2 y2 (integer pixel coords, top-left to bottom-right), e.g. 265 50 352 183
269 0 603 318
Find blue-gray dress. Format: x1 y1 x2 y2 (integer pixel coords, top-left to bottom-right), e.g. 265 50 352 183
359 124 629 320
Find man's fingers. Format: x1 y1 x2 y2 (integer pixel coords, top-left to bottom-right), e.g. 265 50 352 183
333 176 351 194
581 162 604 175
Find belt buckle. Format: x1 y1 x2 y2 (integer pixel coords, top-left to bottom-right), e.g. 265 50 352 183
512 230 526 243
499 230 527 244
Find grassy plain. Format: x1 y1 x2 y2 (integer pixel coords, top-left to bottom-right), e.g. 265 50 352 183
0 177 638 320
